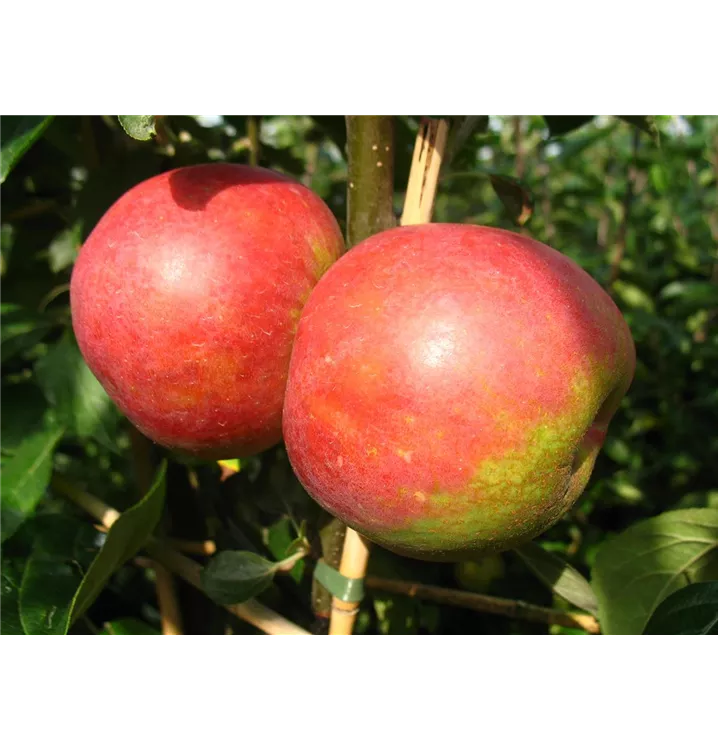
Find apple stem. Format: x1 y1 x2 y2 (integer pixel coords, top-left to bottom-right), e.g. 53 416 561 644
366 576 601 634
53 476 310 636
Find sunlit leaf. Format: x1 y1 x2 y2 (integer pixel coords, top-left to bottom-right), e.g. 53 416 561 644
35 332 119 445
48 221 82 273
515 543 599 615
0 422 65 542
18 515 101 635
592 509 718 635
118 116 156 141
66 463 167 626
0 116 54 183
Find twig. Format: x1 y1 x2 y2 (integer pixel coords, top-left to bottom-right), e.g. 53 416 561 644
365 576 601 634
3 199 58 223
153 564 183 635
146 542 310 636
168 539 217 556
53 477 310 636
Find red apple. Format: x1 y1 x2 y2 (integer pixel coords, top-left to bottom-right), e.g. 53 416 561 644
283 224 635 560
71 163 344 459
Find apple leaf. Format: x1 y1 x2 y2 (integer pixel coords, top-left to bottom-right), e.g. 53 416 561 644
266 517 306 583
489 174 533 226
1 556 27 634
201 550 277 605
618 115 660 144
48 221 82 272
1 382 49 456
19 514 101 635
1 223 14 276
0 116 54 183
66 462 167 627
35 332 120 446
514 542 599 615
543 116 595 138
0 422 66 542
592 508 718 635
643 582 718 635
118 116 157 141
1 303 55 363
659 281 718 311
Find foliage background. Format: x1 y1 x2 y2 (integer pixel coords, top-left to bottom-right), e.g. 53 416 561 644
1 115 717 635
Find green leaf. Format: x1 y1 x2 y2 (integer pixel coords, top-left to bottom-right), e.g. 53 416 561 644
0 304 54 363
19 514 101 635
1 223 14 276
101 617 161 635
643 582 718 635
48 221 82 273
649 163 668 195
0 423 65 542
489 174 533 226
543 116 595 138
373 594 421 635
66 462 167 626
514 542 599 615
1 382 49 456
1 556 27 634
35 332 119 444
618 115 660 144
266 517 305 583
200 550 277 605
612 280 655 312
659 280 718 309
0 116 54 183
592 508 718 635
117 116 157 141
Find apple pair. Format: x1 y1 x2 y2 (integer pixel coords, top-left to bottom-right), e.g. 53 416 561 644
71 164 635 560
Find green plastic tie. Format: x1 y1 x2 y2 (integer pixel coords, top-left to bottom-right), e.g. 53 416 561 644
313 559 365 603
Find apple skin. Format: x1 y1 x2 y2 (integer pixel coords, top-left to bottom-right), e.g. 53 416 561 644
283 224 635 560
70 163 344 459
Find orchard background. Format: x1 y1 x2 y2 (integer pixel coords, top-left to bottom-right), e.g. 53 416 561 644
1 115 717 635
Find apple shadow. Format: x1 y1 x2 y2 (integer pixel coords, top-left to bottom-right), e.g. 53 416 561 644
168 163 293 211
